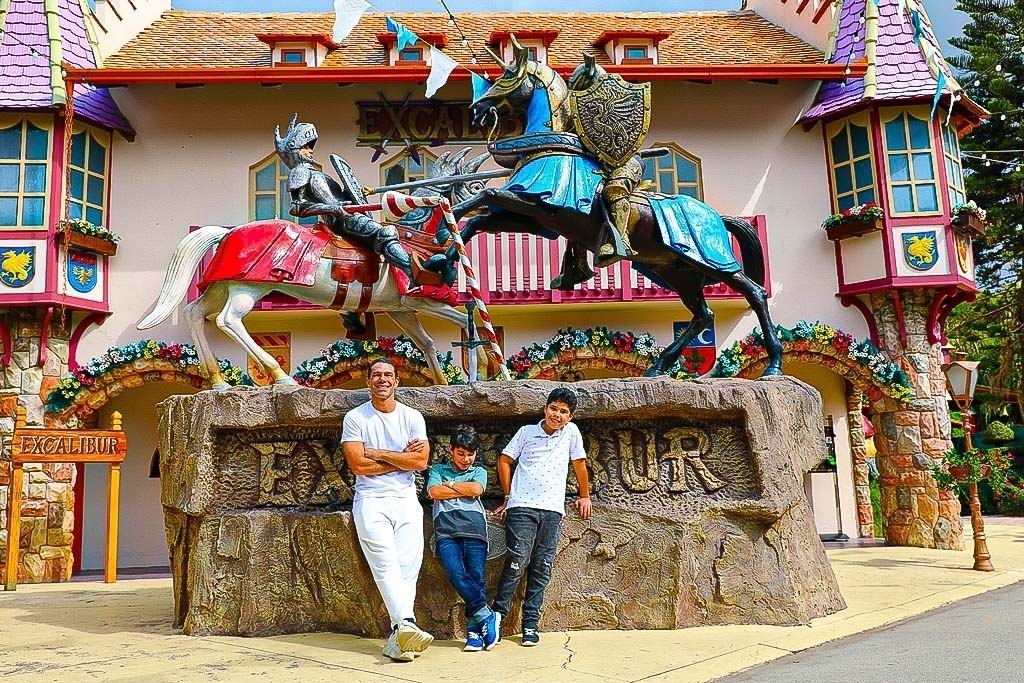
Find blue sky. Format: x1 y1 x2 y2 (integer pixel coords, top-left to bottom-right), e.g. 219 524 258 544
174 1 967 53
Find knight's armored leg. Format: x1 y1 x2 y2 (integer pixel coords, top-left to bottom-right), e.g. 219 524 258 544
341 312 367 336
373 223 418 286
595 197 635 268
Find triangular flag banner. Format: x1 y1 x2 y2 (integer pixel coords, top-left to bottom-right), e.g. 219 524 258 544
386 17 419 52
426 47 458 98
471 72 492 101
332 0 371 43
910 9 925 42
930 70 947 120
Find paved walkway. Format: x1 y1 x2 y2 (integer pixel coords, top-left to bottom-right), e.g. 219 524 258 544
1 522 1023 683
717 581 1024 682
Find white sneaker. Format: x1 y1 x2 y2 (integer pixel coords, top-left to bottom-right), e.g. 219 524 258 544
396 621 434 653
383 628 414 662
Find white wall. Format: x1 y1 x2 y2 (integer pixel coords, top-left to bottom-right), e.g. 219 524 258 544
743 0 834 52
90 0 171 61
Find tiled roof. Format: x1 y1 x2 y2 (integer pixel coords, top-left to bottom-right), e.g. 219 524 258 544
804 0 958 121
105 10 825 69
0 0 133 134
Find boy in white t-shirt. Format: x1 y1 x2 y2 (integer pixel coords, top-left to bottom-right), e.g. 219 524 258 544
490 387 592 647
341 358 433 662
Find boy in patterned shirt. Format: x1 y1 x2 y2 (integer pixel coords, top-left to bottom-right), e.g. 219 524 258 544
490 387 592 647
426 425 499 652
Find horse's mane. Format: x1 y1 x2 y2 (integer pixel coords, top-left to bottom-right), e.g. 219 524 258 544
525 61 571 133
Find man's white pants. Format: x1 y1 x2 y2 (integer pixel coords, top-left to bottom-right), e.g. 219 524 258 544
353 494 424 626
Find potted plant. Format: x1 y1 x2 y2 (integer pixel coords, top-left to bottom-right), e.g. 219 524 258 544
58 218 120 256
931 447 1011 493
821 202 884 241
983 420 1015 445
950 200 987 237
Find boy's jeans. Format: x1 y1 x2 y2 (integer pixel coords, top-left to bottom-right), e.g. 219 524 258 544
492 507 562 630
436 536 492 627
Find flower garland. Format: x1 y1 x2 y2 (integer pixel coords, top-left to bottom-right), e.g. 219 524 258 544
46 340 253 413
293 336 465 386
951 200 987 222
59 217 121 243
821 202 884 230
504 327 692 380
710 321 913 402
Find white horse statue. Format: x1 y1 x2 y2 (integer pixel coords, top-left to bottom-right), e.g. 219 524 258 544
137 152 504 388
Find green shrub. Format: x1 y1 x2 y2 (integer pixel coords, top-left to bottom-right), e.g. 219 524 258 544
984 420 1016 444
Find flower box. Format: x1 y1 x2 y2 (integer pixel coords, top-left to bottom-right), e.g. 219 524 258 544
949 463 992 482
951 212 986 238
61 230 118 256
824 216 883 241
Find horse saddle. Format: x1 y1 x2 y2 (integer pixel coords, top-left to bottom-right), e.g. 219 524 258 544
324 226 451 292
488 132 588 169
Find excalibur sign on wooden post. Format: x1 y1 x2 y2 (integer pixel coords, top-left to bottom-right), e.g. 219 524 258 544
4 407 127 590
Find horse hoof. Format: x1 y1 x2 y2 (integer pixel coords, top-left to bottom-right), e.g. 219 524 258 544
761 367 784 377
274 377 298 386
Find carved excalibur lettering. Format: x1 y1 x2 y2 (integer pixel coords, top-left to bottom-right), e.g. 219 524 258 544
616 429 658 493
661 427 727 494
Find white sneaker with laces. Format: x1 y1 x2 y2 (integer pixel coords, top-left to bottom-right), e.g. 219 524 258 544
396 620 434 653
383 628 414 662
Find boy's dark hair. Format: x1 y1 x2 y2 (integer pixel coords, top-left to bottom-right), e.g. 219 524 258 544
365 357 394 376
546 387 578 413
450 424 481 452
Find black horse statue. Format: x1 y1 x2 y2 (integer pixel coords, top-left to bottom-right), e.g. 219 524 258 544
451 44 783 377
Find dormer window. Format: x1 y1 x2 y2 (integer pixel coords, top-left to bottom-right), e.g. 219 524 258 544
594 31 670 65
487 31 558 65
377 32 447 67
256 34 337 67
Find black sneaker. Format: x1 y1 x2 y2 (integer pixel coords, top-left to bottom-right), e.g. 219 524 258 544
521 628 540 646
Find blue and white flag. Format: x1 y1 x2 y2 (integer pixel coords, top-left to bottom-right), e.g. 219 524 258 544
930 70 947 120
333 0 371 43
471 72 491 101
386 16 419 52
910 9 925 42
426 47 458 98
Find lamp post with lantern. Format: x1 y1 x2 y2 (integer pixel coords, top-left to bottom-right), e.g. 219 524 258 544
942 352 993 572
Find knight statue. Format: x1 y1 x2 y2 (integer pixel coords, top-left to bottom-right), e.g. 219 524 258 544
567 54 652 269
273 114 422 292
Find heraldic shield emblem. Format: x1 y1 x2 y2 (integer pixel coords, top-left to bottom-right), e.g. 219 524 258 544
67 249 98 293
569 76 652 167
902 230 939 271
0 246 36 288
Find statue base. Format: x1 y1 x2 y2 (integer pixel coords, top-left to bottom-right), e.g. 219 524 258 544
158 378 846 637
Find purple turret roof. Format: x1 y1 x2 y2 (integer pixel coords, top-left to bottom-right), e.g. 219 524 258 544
803 0 956 121
0 0 132 135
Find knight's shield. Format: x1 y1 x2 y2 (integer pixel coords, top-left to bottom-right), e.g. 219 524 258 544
329 154 369 205
902 230 939 271
0 246 36 288
67 250 98 293
569 76 651 167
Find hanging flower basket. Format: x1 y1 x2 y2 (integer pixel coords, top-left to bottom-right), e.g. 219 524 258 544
948 463 992 482
58 219 120 256
821 203 884 241
950 207 986 238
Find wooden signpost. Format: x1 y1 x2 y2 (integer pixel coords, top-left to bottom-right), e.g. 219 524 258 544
4 406 127 590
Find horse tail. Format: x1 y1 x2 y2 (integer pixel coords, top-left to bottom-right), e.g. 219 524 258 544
723 216 765 288
137 226 229 330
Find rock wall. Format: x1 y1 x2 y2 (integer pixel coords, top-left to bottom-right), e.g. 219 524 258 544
0 309 75 584
158 377 846 637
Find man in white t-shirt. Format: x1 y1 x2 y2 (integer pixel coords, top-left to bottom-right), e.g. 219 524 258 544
341 358 433 662
490 387 592 648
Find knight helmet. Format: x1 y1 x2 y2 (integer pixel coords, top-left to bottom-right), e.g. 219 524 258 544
274 113 318 168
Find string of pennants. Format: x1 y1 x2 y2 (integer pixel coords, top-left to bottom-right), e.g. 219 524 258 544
332 0 493 99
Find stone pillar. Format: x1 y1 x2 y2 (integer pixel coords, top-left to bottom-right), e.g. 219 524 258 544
868 290 962 549
0 309 76 583
845 383 874 538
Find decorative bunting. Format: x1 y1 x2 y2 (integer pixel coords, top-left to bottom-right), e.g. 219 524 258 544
425 47 457 98
471 72 492 101
910 9 925 42
930 70 947 120
332 0 371 43
385 16 419 52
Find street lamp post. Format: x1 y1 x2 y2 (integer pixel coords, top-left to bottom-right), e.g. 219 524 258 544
943 353 993 572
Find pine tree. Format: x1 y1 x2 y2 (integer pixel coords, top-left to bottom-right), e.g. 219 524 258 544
947 0 1024 401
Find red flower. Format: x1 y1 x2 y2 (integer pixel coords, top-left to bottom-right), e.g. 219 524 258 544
833 332 853 353
378 337 396 352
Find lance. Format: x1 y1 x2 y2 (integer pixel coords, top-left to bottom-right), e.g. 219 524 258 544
366 168 512 195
